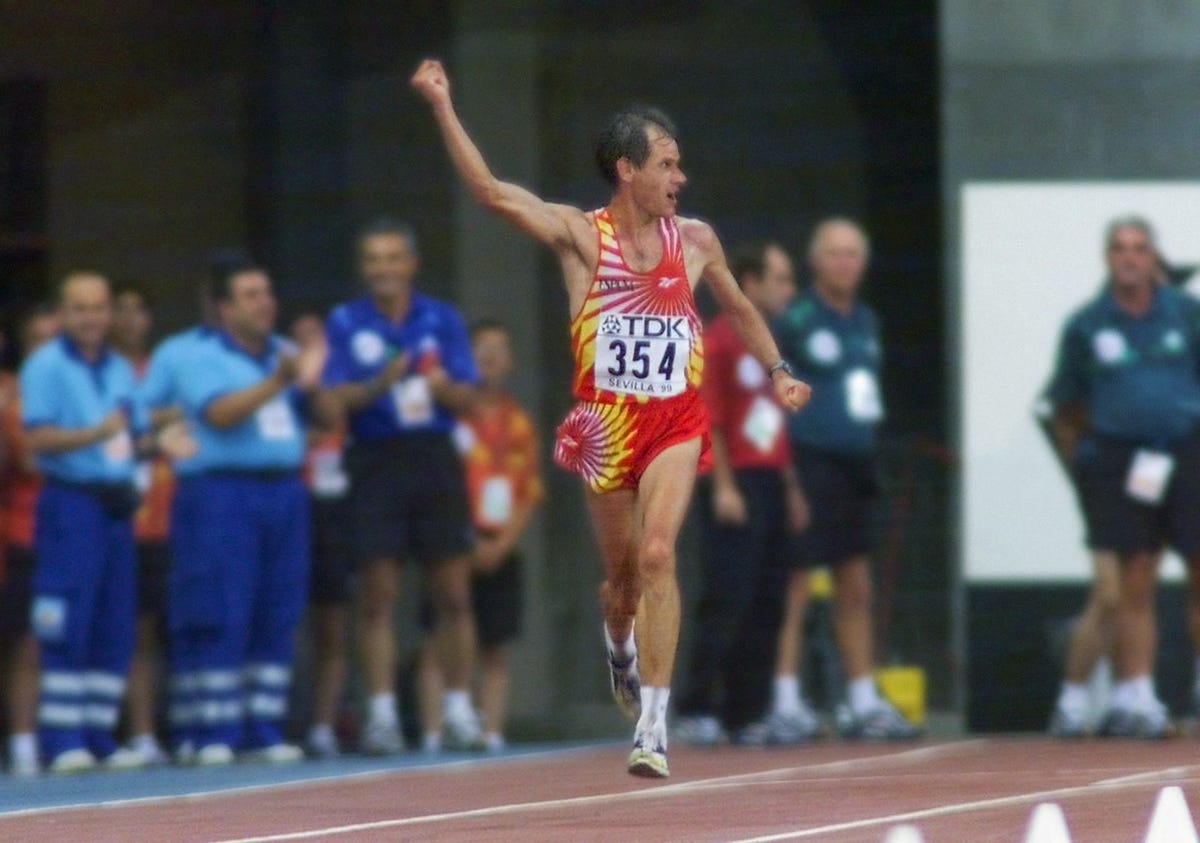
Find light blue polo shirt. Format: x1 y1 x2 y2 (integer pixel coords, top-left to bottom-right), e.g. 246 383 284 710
176 331 305 473
140 325 214 410
20 335 147 484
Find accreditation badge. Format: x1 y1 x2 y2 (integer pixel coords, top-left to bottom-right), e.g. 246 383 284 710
392 375 434 426
845 367 884 423
103 430 133 464
479 475 514 527
741 395 784 454
1125 449 1174 504
256 396 298 441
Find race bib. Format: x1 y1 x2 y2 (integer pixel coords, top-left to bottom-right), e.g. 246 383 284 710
392 376 434 426
256 396 297 441
310 449 349 498
478 475 514 527
1126 449 1174 504
133 461 153 495
103 430 133 464
845 368 883 423
741 395 784 454
594 312 691 397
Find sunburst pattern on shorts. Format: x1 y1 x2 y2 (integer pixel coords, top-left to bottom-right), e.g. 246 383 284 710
553 401 638 493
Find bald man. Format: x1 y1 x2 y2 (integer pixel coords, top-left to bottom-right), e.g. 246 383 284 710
770 219 918 740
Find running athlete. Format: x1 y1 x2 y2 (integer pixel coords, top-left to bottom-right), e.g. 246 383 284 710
412 59 810 777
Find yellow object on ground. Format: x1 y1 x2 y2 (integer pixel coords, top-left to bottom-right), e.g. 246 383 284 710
875 665 926 726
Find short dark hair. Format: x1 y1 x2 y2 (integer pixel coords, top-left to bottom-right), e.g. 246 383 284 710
729 241 776 288
595 106 678 187
207 248 263 302
357 216 419 257
470 317 510 341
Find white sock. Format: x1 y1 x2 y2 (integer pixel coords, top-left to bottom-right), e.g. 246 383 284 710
307 724 335 748
131 732 162 752
1129 674 1155 707
422 731 441 753
1110 679 1136 710
773 675 802 714
443 689 473 719
369 692 397 726
636 686 671 743
848 675 883 717
605 622 637 662
9 732 36 765
484 731 505 752
1057 682 1089 717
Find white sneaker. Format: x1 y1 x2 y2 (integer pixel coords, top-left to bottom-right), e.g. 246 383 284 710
126 737 170 767
9 755 40 777
47 748 98 775
673 715 724 747
194 743 235 767
174 740 195 766
306 730 341 760
443 709 485 751
103 747 149 771
242 743 304 764
607 652 642 721
766 703 823 744
360 719 404 756
627 725 669 778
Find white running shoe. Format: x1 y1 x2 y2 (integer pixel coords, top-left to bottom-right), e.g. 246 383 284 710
47 748 98 775
443 709 486 751
607 652 642 721
103 747 149 771
194 743 235 767
627 726 669 778
673 715 724 747
242 743 304 764
360 719 404 756
766 703 823 745
126 737 170 767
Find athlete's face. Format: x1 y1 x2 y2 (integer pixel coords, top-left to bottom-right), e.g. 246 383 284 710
1106 226 1158 292
627 129 687 218
810 222 868 299
473 327 513 391
359 233 418 301
59 274 112 355
746 245 796 318
221 270 277 341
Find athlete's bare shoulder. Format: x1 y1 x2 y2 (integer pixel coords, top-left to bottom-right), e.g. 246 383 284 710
675 216 724 283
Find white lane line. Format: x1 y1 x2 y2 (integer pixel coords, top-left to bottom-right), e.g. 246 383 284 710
721 769 1200 842
207 742 987 843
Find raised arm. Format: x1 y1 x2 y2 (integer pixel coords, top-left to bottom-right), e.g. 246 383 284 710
685 220 811 412
411 59 587 255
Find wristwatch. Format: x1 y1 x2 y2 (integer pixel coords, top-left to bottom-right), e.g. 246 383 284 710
767 359 795 379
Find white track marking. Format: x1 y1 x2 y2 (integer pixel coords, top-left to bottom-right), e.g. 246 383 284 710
206 742 986 843
722 771 1200 842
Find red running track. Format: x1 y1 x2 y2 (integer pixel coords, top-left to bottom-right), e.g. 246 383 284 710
3 738 1199 842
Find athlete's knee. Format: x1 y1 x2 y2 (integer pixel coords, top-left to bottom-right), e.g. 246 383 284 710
638 535 675 581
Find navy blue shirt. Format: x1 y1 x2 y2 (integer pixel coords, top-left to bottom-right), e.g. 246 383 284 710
322 293 478 440
1045 284 1200 444
20 336 148 484
772 289 884 455
176 331 306 472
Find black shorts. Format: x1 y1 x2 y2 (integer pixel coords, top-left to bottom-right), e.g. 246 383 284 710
136 540 171 618
793 447 879 568
344 432 473 566
1074 433 1200 556
0 545 34 641
419 551 524 646
310 495 354 605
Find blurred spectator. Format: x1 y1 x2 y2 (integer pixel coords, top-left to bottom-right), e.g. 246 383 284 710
322 219 481 754
772 219 917 740
289 310 353 760
21 272 149 773
110 285 174 765
0 305 60 775
674 242 810 747
1040 215 1200 738
418 319 544 753
168 257 328 765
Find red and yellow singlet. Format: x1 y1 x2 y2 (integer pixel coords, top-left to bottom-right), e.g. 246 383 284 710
555 208 711 493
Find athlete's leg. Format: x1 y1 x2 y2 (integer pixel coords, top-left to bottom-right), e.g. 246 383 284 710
1063 551 1120 683
832 555 873 683
631 438 702 689
585 488 639 651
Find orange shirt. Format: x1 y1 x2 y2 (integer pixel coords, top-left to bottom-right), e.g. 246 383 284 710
458 395 543 535
0 371 41 551
129 355 175 543
569 208 703 404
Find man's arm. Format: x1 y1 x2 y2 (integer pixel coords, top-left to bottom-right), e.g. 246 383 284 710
204 357 297 429
410 59 588 255
688 222 810 411
26 411 126 455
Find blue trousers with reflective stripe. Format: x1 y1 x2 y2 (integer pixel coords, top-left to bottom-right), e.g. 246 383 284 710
168 474 309 750
32 484 135 762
